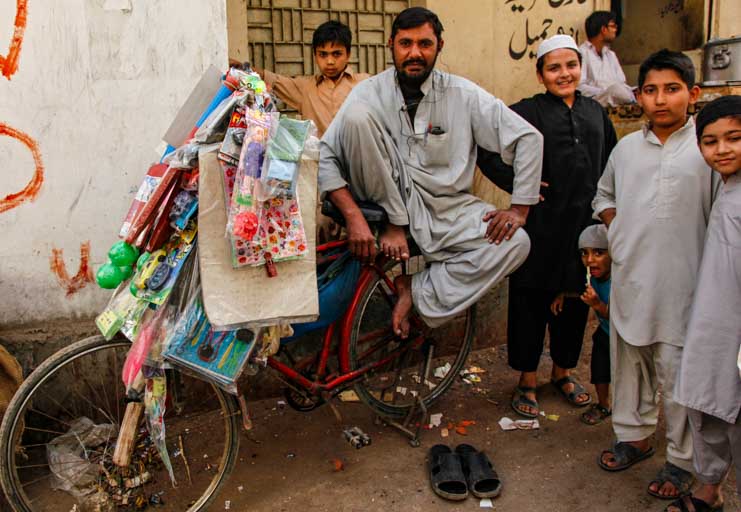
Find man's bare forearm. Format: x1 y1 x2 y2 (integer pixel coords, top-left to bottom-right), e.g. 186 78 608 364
327 188 364 221
598 208 616 228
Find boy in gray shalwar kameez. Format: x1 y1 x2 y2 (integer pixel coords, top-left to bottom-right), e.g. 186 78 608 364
671 95 741 512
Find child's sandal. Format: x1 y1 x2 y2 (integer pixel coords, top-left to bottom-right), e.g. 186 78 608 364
580 404 611 425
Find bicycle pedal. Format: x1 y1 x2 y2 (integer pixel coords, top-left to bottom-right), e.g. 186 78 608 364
343 427 371 448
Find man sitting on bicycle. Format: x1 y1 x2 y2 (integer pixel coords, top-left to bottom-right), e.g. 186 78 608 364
319 7 543 339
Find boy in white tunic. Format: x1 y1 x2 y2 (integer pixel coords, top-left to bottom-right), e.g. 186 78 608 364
670 95 741 512
592 49 720 500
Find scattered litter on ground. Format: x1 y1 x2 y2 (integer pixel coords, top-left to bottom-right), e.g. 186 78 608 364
224 499 231 510
498 417 540 431
339 390 360 402
330 458 345 472
440 428 449 438
434 362 451 379
480 497 494 508
539 411 560 421
424 379 436 390
396 386 407 395
286 452 296 459
486 398 500 406
467 366 487 374
429 413 443 427
237 485 244 492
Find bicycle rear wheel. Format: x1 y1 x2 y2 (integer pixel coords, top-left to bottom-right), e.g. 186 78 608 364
0 335 240 512
348 256 475 418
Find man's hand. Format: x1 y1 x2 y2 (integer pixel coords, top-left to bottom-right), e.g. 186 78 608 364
346 213 376 263
599 208 616 229
483 204 529 245
580 285 602 308
327 188 377 263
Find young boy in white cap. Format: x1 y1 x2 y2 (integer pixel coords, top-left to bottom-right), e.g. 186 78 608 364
593 49 721 501
478 34 617 418
571 224 612 426
669 95 741 512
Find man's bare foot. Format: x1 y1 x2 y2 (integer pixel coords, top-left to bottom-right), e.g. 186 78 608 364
392 275 413 338
379 224 410 262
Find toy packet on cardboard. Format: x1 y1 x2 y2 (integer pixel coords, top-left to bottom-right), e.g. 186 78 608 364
130 220 197 305
162 288 255 394
95 281 149 340
218 105 247 166
119 163 170 239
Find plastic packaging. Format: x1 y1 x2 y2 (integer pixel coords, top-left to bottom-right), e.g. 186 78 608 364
143 368 176 485
121 304 170 392
258 117 314 200
162 286 256 395
193 94 237 144
95 281 148 340
47 417 116 499
163 142 201 170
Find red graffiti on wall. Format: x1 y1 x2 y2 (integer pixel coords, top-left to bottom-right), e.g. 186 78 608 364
0 123 44 214
0 0 29 80
49 241 95 296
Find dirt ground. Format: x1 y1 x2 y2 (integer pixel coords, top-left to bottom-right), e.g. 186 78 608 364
211 325 740 512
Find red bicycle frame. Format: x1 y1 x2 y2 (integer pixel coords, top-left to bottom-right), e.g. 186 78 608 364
265 240 423 395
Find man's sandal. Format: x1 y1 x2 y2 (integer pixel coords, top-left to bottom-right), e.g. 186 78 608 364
455 444 502 499
664 495 724 512
511 386 539 418
580 404 612 425
648 462 695 500
551 376 592 407
428 444 468 501
598 441 655 471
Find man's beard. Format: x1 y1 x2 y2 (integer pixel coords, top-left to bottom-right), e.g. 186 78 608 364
395 53 438 88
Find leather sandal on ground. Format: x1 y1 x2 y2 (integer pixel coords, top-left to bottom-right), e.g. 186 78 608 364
664 495 724 512
648 462 695 500
580 404 612 425
428 444 468 501
598 441 655 472
455 444 502 499
551 376 592 407
511 386 539 418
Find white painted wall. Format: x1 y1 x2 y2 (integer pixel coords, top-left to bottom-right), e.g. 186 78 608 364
0 0 227 327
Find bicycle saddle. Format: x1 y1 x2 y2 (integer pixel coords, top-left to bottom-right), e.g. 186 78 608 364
321 199 388 226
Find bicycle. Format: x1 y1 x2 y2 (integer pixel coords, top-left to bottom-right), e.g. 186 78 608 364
0 205 475 512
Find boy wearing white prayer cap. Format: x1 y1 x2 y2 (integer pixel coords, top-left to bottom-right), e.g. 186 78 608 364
477 35 617 419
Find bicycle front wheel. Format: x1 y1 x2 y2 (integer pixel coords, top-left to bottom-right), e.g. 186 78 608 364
348 257 475 418
0 335 241 512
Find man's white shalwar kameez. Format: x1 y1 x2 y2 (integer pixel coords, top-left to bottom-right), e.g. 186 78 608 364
319 68 543 327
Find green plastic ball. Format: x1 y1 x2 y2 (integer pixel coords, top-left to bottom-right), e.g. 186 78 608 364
108 241 139 266
96 263 125 289
118 265 134 281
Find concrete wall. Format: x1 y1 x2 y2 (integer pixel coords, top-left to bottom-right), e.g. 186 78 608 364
0 1 227 328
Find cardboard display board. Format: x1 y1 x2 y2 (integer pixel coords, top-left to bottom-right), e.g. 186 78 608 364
198 149 319 331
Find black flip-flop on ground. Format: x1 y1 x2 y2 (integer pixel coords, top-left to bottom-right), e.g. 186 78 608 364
455 444 502 499
598 441 655 472
648 462 695 500
511 386 539 418
428 444 468 501
664 495 724 512
551 376 592 407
